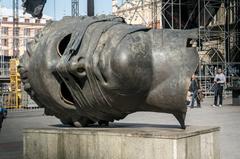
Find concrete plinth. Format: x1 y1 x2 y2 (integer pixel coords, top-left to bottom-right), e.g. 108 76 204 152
23 124 220 159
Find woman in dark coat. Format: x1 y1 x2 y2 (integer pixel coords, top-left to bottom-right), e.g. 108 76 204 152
0 108 4 131
189 74 201 108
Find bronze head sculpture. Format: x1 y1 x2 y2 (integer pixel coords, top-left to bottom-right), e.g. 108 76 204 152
19 16 199 129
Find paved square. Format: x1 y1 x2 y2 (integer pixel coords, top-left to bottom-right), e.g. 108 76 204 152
0 97 239 159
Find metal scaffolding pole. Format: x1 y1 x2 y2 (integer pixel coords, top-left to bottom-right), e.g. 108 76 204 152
72 0 79 16
12 0 19 58
87 0 95 16
0 0 3 77
198 0 222 95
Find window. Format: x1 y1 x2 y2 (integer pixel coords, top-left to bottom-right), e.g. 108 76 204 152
35 19 40 24
1 27 8 35
13 50 19 57
3 50 9 56
13 38 19 48
34 29 41 35
2 17 8 22
23 39 28 50
25 19 30 23
13 27 20 36
1 39 8 46
24 28 30 36
13 18 19 23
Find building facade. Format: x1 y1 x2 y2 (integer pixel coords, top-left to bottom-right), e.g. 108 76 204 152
0 7 51 57
112 0 162 29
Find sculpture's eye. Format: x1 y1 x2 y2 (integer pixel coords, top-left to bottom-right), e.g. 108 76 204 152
60 82 74 105
57 34 72 56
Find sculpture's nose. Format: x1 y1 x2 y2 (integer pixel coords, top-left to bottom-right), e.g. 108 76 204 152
69 59 86 78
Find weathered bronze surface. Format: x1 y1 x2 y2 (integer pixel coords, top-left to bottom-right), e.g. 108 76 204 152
19 16 199 129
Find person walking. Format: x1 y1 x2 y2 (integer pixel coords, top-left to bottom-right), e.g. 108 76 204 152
0 108 4 131
189 74 201 108
212 68 226 107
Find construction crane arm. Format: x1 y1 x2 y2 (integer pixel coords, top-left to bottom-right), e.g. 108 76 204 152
22 0 47 18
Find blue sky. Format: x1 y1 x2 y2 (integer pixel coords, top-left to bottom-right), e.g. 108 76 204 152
0 0 116 20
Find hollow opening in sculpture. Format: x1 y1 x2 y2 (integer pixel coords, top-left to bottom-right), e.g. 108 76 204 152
186 38 197 48
60 82 74 105
57 34 72 56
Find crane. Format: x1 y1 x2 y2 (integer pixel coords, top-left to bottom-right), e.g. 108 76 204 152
73 0 95 16
72 0 79 16
13 0 19 57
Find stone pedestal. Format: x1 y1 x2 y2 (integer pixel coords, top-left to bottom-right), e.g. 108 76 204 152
23 124 220 159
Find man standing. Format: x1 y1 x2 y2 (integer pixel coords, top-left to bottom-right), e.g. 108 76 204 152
189 74 201 108
213 68 226 107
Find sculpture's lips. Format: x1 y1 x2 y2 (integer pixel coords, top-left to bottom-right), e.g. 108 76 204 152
19 16 198 129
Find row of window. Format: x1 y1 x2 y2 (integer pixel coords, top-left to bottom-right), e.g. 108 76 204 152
1 38 29 47
1 27 41 36
1 50 19 56
2 17 41 24
2 50 9 56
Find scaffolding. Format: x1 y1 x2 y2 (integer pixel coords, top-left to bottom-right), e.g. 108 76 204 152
113 0 200 29
13 0 19 57
198 0 240 95
0 1 37 109
72 0 80 16
0 59 21 109
114 0 240 96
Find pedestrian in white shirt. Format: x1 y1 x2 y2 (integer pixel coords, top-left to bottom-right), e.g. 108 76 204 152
212 68 226 107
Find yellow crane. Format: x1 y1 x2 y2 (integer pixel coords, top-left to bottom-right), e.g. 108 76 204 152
3 59 21 109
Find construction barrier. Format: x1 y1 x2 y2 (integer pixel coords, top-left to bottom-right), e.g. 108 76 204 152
0 59 40 111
